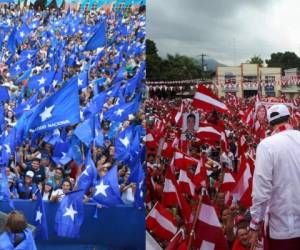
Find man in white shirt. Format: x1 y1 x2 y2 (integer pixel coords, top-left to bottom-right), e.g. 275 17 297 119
249 104 300 250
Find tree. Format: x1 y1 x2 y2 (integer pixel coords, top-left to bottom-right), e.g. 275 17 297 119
265 51 300 69
146 39 202 81
247 55 264 67
146 39 163 81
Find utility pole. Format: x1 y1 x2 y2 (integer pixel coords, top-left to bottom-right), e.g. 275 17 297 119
197 54 207 80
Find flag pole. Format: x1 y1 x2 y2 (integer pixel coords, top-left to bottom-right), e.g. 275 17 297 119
187 195 203 250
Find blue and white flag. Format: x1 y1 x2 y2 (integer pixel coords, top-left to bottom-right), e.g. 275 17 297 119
34 190 48 240
25 80 80 134
92 165 124 207
55 189 85 238
85 21 106 51
77 149 97 192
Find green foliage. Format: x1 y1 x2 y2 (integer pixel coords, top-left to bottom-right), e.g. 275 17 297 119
247 55 264 67
265 51 300 69
146 39 202 81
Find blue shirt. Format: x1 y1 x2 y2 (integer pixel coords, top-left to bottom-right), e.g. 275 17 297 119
16 180 38 200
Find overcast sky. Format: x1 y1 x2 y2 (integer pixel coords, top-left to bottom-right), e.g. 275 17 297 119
147 0 300 66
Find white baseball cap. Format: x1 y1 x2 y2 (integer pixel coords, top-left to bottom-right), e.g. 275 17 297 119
26 170 34 178
267 104 290 123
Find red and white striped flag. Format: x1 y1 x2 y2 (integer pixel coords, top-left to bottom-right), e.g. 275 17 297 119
242 105 254 127
193 85 229 114
178 169 195 197
162 168 192 224
192 196 228 250
166 228 188 250
196 123 223 143
173 150 198 171
146 202 178 241
230 156 253 208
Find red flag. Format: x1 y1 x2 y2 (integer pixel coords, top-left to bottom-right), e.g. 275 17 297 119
166 228 188 250
173 150 198 171
230 156 253 208
178 168 196 197
241 105 254 128
193 154 208 188
162 168 192 224
196 124 221 142
146 203 178 241
192 196 228 250
193 85 229 114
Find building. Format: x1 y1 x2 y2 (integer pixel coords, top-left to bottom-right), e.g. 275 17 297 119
216 63 282 98
281 68 300 99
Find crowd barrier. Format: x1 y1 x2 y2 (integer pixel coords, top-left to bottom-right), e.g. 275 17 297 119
0 200 145 250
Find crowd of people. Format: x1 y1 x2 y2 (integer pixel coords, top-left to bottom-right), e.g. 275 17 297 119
145 91 300 249
0 2 146 208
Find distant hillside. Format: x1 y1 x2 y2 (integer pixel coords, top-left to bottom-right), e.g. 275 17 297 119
195 58 226 72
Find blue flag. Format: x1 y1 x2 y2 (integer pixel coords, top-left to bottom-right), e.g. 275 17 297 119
77 70 88 90
0 86 9 102
103 95 140 123
77 149 97 192
70 134 83 166
52 142 72 165
14 93 38 118
55 189 85 238
128 161 145 209
115 125 134 163
74 117 94 147
16 68 32 84
85 22 106 51
92 165 124 207
28 70 55 90
0 166 14 209
9 58 32 78
25 80 80 134
7 26 17 54
43 129 62 145
16 24 31 45
34 190 48 240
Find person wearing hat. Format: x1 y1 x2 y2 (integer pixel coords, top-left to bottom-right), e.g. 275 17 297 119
16 171 38 200
7 176 18 199
249 104 300 250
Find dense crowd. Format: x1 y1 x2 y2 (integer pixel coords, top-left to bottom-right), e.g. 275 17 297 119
145 93 300 249
0 3 146 207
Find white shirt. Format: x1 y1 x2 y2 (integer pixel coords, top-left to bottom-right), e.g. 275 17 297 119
251 129 300 239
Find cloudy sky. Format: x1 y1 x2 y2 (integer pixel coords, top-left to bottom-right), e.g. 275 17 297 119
147 0 300 65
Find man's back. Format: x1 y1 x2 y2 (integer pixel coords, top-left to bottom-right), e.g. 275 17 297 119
252 129 300 239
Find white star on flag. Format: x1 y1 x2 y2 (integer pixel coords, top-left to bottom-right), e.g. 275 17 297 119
15 65 20 71
120 136 130 148
83 165 90 176
61 152 67 158
94 181 109 197
40 105 55 122
27 54 32 59
115 108 124 116
78 79 83 86
52 80 58 87
4 144 11 154
63 204 78 221
24 104 31 111
38 77 46 85
20 31 24 38
35 209 42 223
